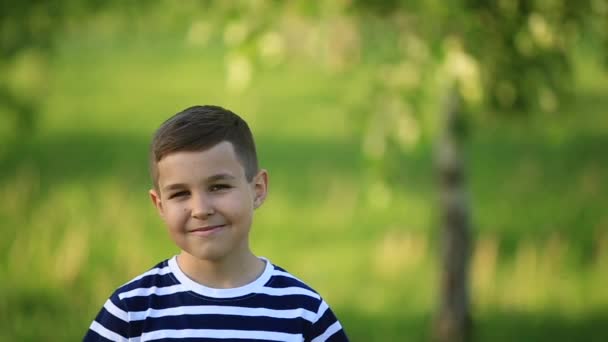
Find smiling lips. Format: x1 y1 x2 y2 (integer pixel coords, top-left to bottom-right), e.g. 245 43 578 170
189 225 226 237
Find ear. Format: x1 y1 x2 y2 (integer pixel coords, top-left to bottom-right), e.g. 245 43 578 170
252 169 268 209
149 189 165 217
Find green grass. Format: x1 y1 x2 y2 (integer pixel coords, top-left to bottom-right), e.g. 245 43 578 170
1 25 608 341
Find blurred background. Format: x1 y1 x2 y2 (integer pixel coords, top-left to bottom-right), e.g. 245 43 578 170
1 0 607 341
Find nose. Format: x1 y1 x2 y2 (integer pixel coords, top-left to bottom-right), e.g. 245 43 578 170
191 192 214 219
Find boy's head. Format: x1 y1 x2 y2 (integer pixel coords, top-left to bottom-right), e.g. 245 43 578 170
148 105 268 264
150 105 259 191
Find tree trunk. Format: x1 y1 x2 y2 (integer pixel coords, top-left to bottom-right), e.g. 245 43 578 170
433 87 473 342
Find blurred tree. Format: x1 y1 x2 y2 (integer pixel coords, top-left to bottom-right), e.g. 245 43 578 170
0 0 127 140
1 0 59 135
348 2 605 341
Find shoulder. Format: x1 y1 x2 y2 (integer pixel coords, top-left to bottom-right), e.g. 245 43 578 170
264 262 350 341
258 261 325 313
83 259 178 341
265 262 320 296
111 258 176 301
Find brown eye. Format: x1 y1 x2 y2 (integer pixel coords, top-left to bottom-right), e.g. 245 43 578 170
169 191 189 199
209 184 231 192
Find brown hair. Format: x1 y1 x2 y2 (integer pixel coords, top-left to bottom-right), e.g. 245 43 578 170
150 105 259 189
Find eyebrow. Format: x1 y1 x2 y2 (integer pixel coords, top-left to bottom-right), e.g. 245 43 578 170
206 173 237 182
161 173 237 192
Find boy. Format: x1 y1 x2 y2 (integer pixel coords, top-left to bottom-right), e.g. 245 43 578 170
84 105 349 341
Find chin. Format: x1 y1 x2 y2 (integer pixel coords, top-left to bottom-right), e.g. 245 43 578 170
185 247 231 262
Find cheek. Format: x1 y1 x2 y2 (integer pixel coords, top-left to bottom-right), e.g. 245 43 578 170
220 194 252 218
163 206 189 228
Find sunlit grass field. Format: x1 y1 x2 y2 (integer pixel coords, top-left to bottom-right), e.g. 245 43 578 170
1 30 607 341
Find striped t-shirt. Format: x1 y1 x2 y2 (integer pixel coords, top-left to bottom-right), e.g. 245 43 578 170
84 256 349 341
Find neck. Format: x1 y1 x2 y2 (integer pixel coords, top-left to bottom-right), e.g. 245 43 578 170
177 249 265 289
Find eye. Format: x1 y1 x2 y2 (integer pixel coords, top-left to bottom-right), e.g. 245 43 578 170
209 184 231 192
168 190 189 199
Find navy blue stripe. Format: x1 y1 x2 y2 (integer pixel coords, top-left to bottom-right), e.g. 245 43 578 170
131 273 178 288
165 339 278 342
130 314 309 335
82 329 114 342
307 304 340 340
120 266 175 292
265 274 316 291
93 306 129 338
124 292 320 313
326 329 349 342
265 280 316 292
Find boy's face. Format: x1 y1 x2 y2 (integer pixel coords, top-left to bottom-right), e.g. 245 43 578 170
149 141 267 263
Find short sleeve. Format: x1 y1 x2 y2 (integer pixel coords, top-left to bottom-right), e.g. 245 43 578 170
83 292 130 341
306 299 349 342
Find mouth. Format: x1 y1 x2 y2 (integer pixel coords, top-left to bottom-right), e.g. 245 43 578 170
189 224 226 237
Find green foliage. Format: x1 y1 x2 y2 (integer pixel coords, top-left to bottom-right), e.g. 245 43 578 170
1 2 607 340
352 0 608 112
3 0 607 144
0 0 113 134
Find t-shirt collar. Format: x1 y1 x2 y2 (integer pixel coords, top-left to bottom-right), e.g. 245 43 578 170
168 255 273 298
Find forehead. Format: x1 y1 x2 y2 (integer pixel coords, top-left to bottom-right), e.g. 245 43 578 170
156 142 246 185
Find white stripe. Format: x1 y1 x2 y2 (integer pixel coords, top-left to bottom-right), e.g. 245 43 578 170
118 284 186 300
140 328 303 341
129 305 317 322
258 286 320 299
103 299 128 322
313 301 329 324
126 265 172 285
311 321 343 342
90 321 128 342
118 284 318 301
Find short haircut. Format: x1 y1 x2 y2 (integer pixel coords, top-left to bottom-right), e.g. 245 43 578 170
149 105 259 190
